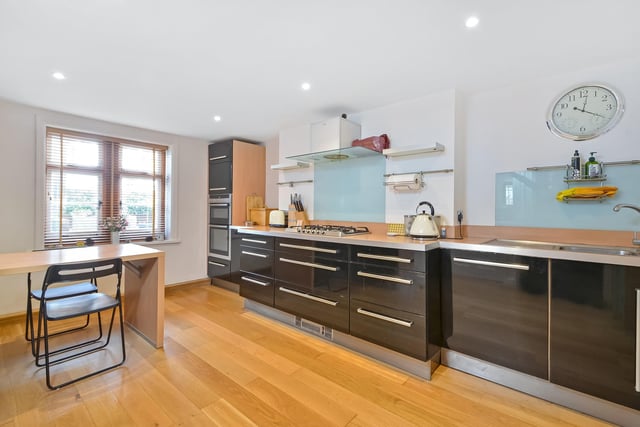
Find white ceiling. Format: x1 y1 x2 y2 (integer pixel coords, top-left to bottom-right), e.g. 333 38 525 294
1 0 639 142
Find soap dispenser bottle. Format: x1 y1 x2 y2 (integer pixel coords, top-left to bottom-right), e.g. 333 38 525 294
584 152 601 178
570 150 581 178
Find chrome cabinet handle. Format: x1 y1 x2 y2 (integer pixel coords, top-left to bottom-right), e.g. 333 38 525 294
636 289 640 393
279 243 337 254
356 271 413 285
209 155 228 161
278 287 338 306
279 257 338 272
242 238 268 244
356 308 413 328
210 203 229 207
209 187 228 191
208 261 226 267
241 276 270 287
211 225 229 229
242 251 267 259
453 257 530 271
356 252 412 264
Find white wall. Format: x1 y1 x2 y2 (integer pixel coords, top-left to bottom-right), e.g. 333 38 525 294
352 90 456 226
463 58 640 225
0 98 208 316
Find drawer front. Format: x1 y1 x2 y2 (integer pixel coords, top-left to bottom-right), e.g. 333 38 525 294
276 238 347 261
239 273 274 306
240 247 274 278
239 235 274 250
207 256 230 278
350 263 426 315
275 283 348 332
351 246 425 272
275 252 348 295
350 299 426 360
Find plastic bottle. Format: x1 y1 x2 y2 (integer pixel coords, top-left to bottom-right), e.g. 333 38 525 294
571 150 581 178
584 152 601 178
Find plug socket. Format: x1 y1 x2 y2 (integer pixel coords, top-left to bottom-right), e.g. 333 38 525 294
457 210 464 223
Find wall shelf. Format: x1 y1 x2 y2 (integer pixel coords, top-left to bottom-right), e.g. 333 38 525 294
383 143 444 158
270 162 310 171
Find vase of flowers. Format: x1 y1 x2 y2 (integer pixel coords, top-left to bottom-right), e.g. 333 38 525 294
102 215 128 244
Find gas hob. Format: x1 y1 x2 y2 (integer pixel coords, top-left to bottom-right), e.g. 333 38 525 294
285 225 370 237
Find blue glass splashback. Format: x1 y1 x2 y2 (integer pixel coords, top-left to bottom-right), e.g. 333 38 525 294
495 166 640 230
314 156 385 222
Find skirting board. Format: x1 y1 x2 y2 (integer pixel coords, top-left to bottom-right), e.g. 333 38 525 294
245 299 439 380
442 348 640 427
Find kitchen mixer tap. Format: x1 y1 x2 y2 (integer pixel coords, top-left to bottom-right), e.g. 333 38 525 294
612 203 640 245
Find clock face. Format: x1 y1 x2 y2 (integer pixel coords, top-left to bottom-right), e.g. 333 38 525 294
547 84 624 141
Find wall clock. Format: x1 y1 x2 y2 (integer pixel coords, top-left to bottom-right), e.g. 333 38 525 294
546 83 624 141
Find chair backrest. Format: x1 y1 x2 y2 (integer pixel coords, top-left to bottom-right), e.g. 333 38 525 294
43 258 122 290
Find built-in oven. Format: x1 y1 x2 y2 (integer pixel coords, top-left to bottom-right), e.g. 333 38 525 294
209 195 231 260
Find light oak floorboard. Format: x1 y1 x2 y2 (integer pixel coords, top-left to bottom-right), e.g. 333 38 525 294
1 284 614 426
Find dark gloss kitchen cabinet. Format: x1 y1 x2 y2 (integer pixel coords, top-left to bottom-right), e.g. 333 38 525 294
551 259 640 410
349 246 440 360
441 249 548 379
274 238 349 332
239 235 275 306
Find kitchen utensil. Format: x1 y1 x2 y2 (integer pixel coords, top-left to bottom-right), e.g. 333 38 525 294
409 201 439 239
269 210 286 227
404 214 416 235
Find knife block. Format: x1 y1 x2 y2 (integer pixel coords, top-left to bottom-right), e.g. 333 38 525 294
288 205 309 226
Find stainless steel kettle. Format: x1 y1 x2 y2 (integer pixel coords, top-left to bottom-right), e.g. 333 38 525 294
409 201 439 239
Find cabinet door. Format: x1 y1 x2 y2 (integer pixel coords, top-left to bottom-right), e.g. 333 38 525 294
551 260 640 410
209 160 232 195
209 141 233 162
442 249 549 379
240 246 274 278
239 273 274 306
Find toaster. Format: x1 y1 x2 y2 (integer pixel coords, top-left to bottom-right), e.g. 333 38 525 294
269 210 286 227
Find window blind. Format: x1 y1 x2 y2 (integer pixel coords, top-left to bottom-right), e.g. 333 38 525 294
44 127 167 247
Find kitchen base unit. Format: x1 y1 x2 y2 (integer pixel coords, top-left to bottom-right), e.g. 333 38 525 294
551 259 640 411
441 249 549 379
442 349 640 427
245 298 440 381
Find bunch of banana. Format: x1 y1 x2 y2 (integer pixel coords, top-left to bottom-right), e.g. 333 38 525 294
556 186 618 201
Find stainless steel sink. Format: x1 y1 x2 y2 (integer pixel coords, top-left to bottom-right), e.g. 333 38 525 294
556 245 639 256
484 239 639 256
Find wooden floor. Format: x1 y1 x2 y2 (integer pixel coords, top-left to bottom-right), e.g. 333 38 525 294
0 284 613 426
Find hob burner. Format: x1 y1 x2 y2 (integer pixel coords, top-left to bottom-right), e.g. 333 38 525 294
286 225 370 237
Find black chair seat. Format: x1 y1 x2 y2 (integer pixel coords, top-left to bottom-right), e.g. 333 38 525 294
31 282 97 300
46 293 119 321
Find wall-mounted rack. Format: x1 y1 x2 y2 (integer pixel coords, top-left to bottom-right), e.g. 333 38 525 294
383 168 453 192
527 159 640 171
384 168 454 177
382 142 444 158
277 179 313 187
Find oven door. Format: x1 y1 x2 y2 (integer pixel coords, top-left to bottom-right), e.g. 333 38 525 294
209 196 231 225
209 224 231 259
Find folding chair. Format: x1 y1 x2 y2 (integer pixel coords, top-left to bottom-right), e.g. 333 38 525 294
34 258 126 389
25 271 98 357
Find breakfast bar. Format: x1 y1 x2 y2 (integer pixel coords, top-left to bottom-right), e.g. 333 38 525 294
0 243 165 348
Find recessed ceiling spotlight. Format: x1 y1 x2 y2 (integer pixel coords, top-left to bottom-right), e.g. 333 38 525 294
213 115 222 122
52 71 66 80
465 16 479 28
301 82 311 91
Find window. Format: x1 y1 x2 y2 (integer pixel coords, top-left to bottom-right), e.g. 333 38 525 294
45 127 167 247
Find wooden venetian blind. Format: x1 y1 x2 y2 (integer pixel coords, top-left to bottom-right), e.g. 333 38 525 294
44 127 167 247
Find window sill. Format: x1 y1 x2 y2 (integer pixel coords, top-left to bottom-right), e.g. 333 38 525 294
134 239 181 246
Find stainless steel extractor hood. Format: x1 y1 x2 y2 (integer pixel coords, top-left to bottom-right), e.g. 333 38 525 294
286 116 382 164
